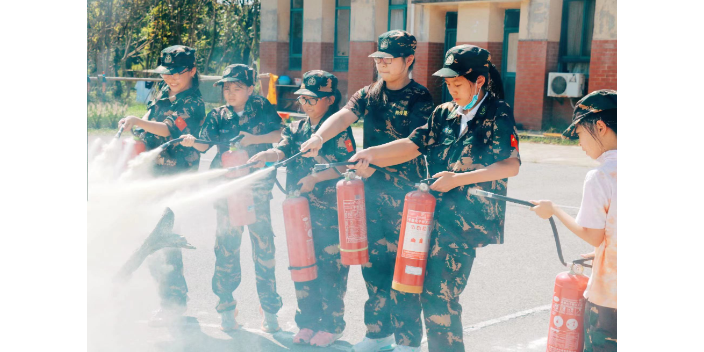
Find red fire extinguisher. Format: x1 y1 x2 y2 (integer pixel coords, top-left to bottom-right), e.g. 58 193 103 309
336 170 368 265
282 191 318 282
118 138 146 173
391 183 436 294
546 264 590 352
221 144 256 227
122 138 146 161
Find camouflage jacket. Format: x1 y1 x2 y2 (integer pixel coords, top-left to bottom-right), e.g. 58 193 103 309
409 94 521 248
344 80 434 193
199 95 284 202
138 83 206 175
277 112 356 210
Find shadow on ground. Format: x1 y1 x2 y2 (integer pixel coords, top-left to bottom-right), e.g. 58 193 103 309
151 317 354 352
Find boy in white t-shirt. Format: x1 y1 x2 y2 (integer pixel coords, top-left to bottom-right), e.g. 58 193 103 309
531 90 617 352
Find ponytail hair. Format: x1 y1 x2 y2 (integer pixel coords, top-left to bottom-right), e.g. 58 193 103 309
487 63 504 100
326 89 342 116
462 61 505 100
191 70 201 90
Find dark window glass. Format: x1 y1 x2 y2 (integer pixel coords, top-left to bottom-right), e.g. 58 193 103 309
336 9 350 56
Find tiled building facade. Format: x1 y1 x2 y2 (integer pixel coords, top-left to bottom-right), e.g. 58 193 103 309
260 0 616 130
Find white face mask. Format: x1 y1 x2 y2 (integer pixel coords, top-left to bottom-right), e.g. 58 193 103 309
462 83 482 111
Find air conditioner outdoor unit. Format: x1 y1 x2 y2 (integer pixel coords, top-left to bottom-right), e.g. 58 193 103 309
547 72 585 98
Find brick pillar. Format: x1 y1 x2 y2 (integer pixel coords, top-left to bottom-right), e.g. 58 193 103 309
259 41 290 96
588 40 616 92
513 0 562 130
302 43 334 74
514 41 560 130
347 41 377 95
414 42 445 106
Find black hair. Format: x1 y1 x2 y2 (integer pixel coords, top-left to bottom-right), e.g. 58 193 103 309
366 54 415 107
462 62 504 100
578 109 617 145
191 69 200 90
325 89 342 116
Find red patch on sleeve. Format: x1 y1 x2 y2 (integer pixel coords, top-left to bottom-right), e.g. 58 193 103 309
175 116 188 131
510 134 518 148
345 139 354 152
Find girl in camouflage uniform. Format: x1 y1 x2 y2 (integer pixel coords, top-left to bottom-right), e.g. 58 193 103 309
249 70 356 347
184 64 284 333
299 30 435 352
117 45 205 325
349 45 522 352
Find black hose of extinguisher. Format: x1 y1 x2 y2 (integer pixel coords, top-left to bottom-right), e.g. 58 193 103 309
469 189 574 267
313 161 418 188
266 151 305 195
159 135 245 149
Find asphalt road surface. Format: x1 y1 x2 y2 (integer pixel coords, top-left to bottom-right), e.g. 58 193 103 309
88 136 597 352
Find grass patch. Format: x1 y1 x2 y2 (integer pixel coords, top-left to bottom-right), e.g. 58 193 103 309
88 128 119 135
519 134 579 146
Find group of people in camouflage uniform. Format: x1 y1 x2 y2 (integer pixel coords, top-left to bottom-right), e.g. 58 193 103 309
116 27 615 352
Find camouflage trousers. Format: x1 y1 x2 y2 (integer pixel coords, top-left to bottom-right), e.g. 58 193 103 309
294 205 350 334
420 241 476 352
212 199 283 314
583 301 617 352
362 189 424 347
147 248 188 309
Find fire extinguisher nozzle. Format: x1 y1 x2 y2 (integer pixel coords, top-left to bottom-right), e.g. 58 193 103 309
114 126 125 139
469 188 490 197
313 164 330 172
229 135 245 145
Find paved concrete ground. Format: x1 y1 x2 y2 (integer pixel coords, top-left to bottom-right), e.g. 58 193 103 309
88 132 596 352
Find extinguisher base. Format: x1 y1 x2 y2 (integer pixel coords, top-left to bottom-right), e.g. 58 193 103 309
392 281 423 294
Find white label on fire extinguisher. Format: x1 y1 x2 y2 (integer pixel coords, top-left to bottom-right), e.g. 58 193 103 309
401 210 433 260
558 298 584 316
343 199 367 243
404 265 423 276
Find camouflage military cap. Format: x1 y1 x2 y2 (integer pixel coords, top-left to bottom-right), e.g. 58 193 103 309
433 45 492 78
294 70 338 97
214 64 256 87
368 30 417 58
563 89 617 139
152 45 196 74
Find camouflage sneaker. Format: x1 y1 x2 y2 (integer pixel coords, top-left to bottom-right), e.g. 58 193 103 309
220 309 241 332
260 308 281 333
353 335 396 352
310 331 343 347
293 328 316 344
